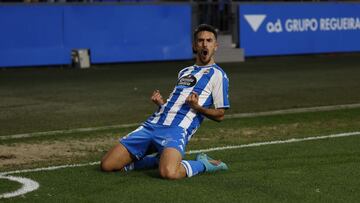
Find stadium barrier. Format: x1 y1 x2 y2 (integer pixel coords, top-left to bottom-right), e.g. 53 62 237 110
0 4 192 68
238 2 360 56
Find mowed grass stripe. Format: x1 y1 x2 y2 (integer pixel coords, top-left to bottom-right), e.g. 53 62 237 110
2 134 360 202
2 103 360 140
2 131 359 176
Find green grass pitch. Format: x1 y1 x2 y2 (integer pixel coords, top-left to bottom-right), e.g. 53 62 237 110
1 54 360 202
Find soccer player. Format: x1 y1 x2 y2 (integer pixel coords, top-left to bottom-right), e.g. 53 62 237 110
101 24 230 179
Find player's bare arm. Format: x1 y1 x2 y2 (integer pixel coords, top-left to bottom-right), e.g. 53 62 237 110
186 91 225 122
151 90 165 106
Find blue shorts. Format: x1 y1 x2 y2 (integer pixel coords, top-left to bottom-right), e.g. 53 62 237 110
119 122 187 160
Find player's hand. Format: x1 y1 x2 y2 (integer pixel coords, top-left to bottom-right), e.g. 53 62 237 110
186 91 201 110
151 90 165 106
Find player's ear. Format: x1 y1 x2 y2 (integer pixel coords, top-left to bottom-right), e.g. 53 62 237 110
214 41 218 52
192 43 197 54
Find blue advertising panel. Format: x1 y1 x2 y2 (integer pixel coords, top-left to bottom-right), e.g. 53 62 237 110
64 5 191 63
0 5 68 67
239 3 360 56
0 4 192 67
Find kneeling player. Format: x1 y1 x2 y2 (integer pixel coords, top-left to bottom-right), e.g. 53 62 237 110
101 24 229 179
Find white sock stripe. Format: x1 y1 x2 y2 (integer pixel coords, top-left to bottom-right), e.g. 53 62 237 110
181 160 193 177
124 163 134 172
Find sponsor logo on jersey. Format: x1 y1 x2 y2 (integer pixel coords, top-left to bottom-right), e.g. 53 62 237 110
203 69 210 74
177 74 197 87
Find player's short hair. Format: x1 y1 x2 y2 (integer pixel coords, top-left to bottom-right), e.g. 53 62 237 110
193 24 218 41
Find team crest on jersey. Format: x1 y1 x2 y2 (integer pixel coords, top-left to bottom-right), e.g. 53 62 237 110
203 69 210 74
177 74 197 87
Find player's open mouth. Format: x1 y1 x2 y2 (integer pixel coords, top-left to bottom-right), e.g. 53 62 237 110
201 50 208 57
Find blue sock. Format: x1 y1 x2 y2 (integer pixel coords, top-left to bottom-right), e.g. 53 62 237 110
124 154 159 171
181 160 205 177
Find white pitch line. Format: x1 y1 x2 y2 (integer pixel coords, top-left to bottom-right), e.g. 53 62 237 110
0 162 100 176
1 131 360 176
225 103 360 119
0 123 139 140
0 175 39 199
2 103 360 141
186 131 360 154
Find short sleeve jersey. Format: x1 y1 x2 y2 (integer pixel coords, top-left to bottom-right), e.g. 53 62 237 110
146 63 230 141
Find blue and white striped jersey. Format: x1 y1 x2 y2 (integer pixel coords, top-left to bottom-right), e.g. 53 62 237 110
145 63 230 142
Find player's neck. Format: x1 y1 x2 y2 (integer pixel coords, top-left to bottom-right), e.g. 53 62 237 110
195 57 215 66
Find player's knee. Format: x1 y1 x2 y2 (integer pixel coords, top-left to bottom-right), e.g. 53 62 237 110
100 157 119 172
159 165 180 180
100 159 112 172
100 144 131 172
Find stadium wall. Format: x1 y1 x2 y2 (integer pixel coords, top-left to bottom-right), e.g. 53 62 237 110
238 2 360 57
0 4 192 68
